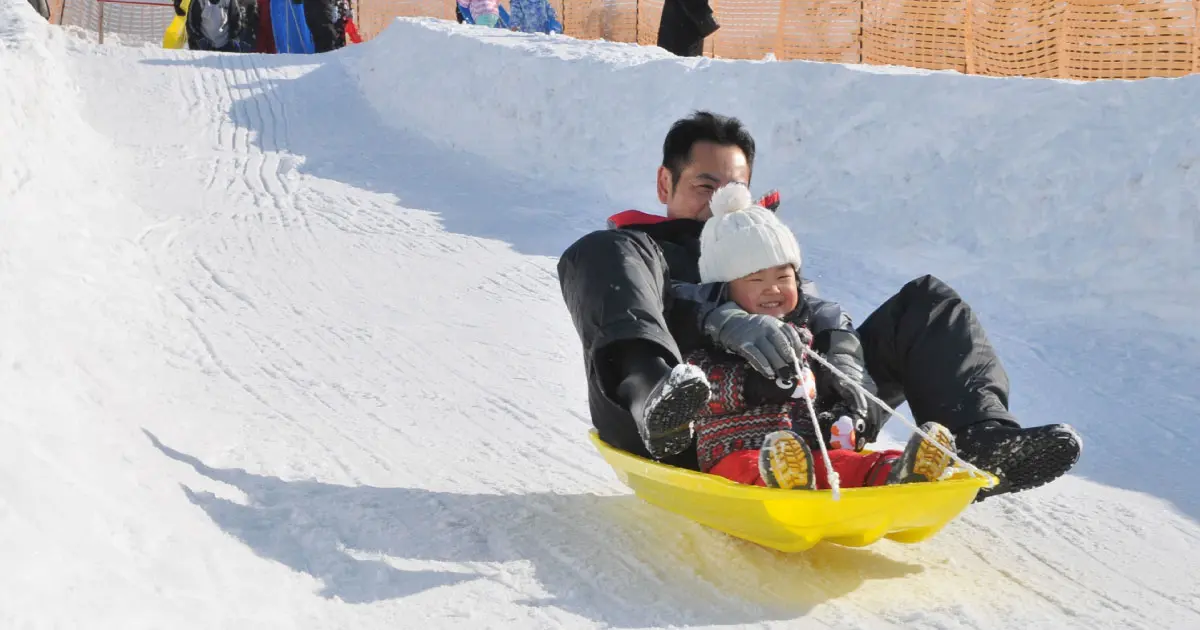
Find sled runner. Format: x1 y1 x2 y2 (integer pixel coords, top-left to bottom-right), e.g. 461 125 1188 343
589 430 995 552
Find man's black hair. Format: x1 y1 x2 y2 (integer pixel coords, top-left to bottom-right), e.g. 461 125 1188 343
661 111 756 189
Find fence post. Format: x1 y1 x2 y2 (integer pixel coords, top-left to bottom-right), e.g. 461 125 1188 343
98 0 105 43
1193 0 1199 73
858 0 865 64
963 0 974 73
775 0 788 58
1057 0 1070 78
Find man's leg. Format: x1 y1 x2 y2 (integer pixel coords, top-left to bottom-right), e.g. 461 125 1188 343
303 0 344 52
856 275 1081 500
557 229 708 468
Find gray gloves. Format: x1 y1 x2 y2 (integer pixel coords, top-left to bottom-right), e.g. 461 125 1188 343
702 301 808 378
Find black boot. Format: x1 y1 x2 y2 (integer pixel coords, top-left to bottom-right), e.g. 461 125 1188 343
608 342 710 460
956 420 1082 502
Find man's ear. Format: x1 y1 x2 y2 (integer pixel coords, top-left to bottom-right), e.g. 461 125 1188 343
656 166 672 205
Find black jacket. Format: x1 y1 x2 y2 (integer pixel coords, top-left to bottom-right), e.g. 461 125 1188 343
184 0 258 52
656 0 719 57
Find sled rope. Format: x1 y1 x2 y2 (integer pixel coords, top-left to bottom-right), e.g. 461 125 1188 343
798 345 996 488
799 378 842 499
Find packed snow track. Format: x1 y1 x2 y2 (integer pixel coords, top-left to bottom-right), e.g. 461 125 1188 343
2 1 1199 627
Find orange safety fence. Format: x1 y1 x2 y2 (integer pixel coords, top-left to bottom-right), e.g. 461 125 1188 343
352 0 1200 79
40 0 1200 79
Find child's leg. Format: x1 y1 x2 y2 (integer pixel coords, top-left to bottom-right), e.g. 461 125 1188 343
705 431 819 490
708 450 767 486
810 422 958 488
811 449 901 489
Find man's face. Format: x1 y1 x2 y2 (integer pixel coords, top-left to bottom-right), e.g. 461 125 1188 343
657 141 751 220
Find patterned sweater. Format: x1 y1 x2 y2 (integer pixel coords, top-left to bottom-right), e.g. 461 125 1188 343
684 323 821 472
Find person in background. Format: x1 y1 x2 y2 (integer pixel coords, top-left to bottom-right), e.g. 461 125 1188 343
183 0 258 52
656 0 718 57
508 0 562 34
302 0 349 52
455 0 500 27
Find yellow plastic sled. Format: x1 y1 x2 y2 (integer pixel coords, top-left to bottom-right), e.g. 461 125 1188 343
589 430 995 552
162 0 190 49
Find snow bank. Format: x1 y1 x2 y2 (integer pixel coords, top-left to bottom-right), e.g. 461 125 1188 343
2 3 280 624
4 4 1199 627
351 18 1200 342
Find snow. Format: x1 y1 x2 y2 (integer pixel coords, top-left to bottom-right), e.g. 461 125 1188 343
2 0 1199 626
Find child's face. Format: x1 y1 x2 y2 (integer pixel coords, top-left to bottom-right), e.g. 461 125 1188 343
728 264 799 318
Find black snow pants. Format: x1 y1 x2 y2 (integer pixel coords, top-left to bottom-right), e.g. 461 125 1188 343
557 228 1019 471
303 0 345 52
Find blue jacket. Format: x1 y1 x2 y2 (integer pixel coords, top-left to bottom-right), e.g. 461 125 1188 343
507 0 562 33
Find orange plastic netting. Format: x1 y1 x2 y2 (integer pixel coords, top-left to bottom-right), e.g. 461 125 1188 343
42 0 1200 79
352 0 1200 78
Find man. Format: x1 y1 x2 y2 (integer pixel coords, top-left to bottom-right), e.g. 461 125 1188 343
656 0 719 57
557 111 1081 501
302 0 349 52
183 0 259 53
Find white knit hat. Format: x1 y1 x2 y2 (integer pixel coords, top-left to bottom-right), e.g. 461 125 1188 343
698 183 802 284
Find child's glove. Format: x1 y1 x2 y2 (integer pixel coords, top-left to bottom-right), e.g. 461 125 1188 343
702 302 808 378
741 323 814 404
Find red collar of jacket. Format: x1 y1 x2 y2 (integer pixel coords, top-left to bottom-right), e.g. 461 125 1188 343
605 190 781 229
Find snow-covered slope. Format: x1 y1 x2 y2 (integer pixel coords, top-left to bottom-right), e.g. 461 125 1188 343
2 1 1197 627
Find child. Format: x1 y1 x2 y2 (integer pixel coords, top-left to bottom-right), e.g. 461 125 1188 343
508 0 563 33
683 183 959 490
457 0 500 27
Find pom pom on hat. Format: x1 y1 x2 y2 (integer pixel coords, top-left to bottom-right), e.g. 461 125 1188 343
698 183 802 284
709 181 755 219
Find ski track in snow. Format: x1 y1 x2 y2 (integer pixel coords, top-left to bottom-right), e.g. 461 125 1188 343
3 2 1199 628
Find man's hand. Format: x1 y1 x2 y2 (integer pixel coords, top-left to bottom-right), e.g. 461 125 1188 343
702 302 806 378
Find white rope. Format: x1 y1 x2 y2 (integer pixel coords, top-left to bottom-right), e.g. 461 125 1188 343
797 345 996 488
797 367 841 499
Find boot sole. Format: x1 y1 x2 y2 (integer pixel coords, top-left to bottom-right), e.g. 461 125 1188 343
911 425 956 482
641 368 710 459
760 432 815 490
888 423 956 485
973 428 1081 502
